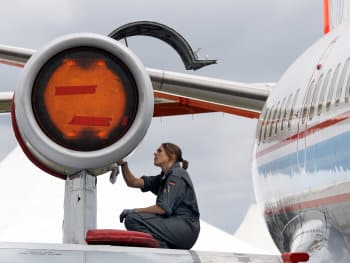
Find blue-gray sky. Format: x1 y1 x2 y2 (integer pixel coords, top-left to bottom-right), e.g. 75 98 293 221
0 0 323 233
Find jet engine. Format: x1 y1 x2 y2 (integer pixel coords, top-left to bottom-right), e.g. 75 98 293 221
11 33 154 179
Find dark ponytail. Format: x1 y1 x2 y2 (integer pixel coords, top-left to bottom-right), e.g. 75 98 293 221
181 159 189 170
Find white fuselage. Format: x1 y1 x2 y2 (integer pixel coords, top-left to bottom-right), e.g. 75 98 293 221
252 20 350 262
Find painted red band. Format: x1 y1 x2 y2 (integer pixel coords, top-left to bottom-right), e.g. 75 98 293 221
324 0 330 34
69 116 112 127
256 110 350 158
0 60 26 68
265 193 350 216
55 85 97 95
282 252 309 263
154 91 259 119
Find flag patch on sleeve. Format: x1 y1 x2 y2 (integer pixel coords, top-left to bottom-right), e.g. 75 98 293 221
168 180 176 186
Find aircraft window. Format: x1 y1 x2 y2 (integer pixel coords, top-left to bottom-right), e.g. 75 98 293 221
269 101 279 138
326 63 341 111
345 72 350 102
309 74 323 120
288 89 300 129
302 80 315 123
275 97 285 135
258 107 268 145
263 106 273 142
281 94 292 131
318 69 332 115
336 58 350 105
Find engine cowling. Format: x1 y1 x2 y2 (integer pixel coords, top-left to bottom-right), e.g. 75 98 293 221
12 33 154 179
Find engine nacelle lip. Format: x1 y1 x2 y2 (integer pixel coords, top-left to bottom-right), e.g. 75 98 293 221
14 33 154 172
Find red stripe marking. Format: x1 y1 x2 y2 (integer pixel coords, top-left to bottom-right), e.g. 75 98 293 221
324 0 330 34
265 193 350 216
153 102 213 117
55 85 97 95
282 252 309 263
0 59 25 68
154 91 260 119
256 110 350 158
69 116 112 127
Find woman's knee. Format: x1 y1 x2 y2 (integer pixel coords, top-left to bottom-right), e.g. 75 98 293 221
124 212 142 230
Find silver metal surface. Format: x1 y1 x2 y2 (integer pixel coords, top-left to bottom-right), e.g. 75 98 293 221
252 19 350 263
0 45 34 66
12 33 154 176
0 44 273 116
149 68 272 113
0 242 281 263
0 91 13 113
63 170 97 244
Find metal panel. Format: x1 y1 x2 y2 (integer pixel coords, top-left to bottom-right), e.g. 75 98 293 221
0 44 273 118
0 243 281 263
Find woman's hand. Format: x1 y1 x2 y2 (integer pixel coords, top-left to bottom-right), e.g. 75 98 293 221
117 160 127 166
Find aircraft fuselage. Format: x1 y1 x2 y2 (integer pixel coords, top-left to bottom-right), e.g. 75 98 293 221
253 20 350 262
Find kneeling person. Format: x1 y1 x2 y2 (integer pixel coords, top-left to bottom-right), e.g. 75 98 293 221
118 142 200 249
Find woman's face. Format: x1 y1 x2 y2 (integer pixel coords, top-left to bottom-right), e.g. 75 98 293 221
153 145 171 167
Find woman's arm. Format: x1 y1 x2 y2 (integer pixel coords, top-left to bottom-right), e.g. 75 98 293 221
135 204 166 215
119 161 144 188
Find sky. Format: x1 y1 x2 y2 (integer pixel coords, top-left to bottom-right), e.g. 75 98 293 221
0 1 324 234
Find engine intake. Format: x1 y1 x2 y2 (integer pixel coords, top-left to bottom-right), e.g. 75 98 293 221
12 33 154 179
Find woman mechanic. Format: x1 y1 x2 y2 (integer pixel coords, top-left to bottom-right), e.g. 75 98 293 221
118 142 200 249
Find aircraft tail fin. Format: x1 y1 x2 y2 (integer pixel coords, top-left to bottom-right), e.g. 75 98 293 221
324 0 350 34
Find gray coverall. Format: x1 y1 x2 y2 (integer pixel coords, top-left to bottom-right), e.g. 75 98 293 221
124 162 200 249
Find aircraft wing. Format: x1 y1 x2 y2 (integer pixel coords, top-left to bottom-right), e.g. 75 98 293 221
0 44 273 118
0 242 281 263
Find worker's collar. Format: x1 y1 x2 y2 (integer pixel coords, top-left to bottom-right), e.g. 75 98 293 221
161 162 181 180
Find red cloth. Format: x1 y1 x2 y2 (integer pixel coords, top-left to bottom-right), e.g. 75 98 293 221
86 229 159 248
